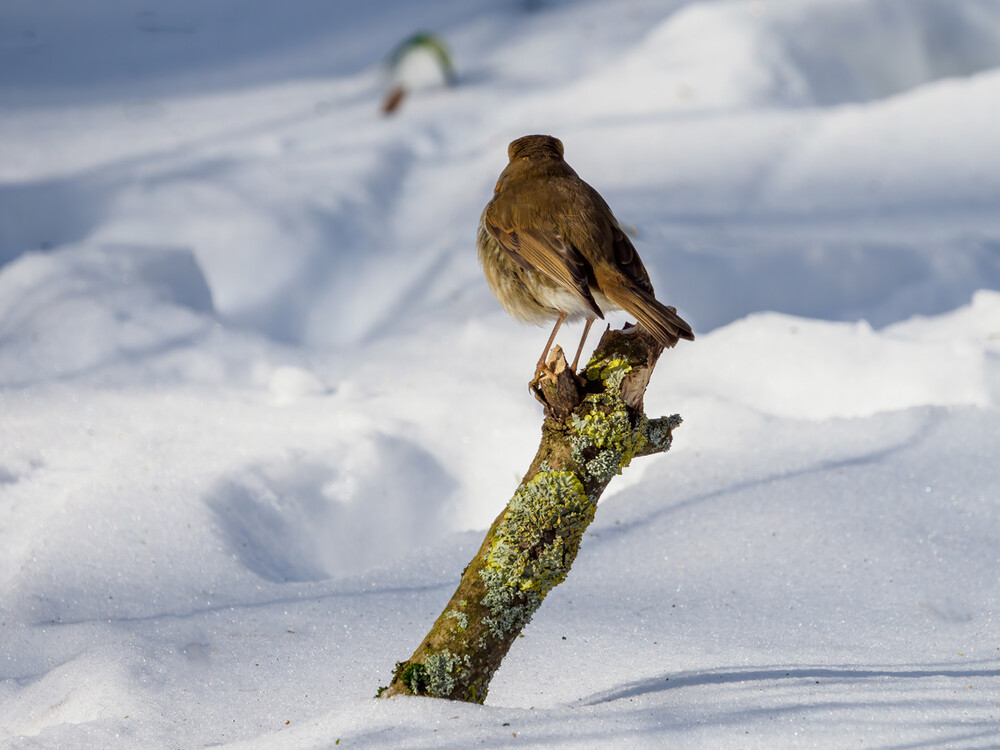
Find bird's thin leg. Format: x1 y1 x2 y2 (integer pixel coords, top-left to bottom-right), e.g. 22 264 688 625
533 311 567 381
570 316 595 372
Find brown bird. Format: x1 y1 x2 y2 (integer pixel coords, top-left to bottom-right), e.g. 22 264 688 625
477 134 694 384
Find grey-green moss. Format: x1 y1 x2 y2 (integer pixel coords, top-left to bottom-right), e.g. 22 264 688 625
578 447 624 485
424 649 470 697
479 469 594 638
444 609 468 630
392 651 472 698
646 414 681 453
396 661 428 695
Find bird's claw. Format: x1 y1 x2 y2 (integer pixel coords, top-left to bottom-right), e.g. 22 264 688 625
528 364 559 391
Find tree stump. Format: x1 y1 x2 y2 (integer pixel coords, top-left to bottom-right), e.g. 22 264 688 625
381 325 681 702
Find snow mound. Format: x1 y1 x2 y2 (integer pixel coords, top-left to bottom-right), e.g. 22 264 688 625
206 438 457 581
0 650 138 741
672 290 1000 420
0 244 213 385
554 0 1000 116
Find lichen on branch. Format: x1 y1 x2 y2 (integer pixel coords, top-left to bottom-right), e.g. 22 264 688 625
381 326 680 702
480 467 594 639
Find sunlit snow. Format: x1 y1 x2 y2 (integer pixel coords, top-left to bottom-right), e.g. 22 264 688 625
1 1 999 748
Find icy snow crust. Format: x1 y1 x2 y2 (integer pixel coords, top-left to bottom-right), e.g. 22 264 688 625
1 0 999 747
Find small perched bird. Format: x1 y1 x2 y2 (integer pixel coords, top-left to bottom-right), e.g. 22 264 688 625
477 134 694 383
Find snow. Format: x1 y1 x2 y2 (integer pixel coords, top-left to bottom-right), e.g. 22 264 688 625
1 0 999 747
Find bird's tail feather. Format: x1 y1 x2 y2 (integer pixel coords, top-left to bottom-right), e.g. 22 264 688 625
603 283 694 349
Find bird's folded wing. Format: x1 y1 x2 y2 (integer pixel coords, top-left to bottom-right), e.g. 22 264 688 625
484 217 604 319
611 226 654 296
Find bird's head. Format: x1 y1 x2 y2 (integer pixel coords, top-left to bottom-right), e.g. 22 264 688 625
507 134 564 163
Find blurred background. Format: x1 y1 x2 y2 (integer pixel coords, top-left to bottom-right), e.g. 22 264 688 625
1 1 999 746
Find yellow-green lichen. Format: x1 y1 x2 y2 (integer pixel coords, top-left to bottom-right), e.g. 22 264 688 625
480 469 594 638
585 357 631 388
571 407 649 484
571 358 649 486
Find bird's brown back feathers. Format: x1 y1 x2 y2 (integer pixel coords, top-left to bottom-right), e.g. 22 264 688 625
483 134 694 347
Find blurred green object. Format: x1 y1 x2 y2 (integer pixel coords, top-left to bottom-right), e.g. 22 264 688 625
386 31 457 86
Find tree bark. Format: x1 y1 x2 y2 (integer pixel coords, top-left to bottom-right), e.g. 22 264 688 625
381 324 681 702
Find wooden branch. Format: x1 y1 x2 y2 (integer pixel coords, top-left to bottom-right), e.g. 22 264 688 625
381 324 681 702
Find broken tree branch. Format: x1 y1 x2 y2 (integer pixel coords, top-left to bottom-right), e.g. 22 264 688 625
382 324 680 702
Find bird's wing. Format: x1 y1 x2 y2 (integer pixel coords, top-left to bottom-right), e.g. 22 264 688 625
483 209 604 319
610 225 654 295
582 179 655 296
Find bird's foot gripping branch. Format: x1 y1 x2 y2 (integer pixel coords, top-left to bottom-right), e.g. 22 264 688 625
380 325 681 702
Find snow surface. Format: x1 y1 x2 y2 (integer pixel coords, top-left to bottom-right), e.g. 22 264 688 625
2 0 999 747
